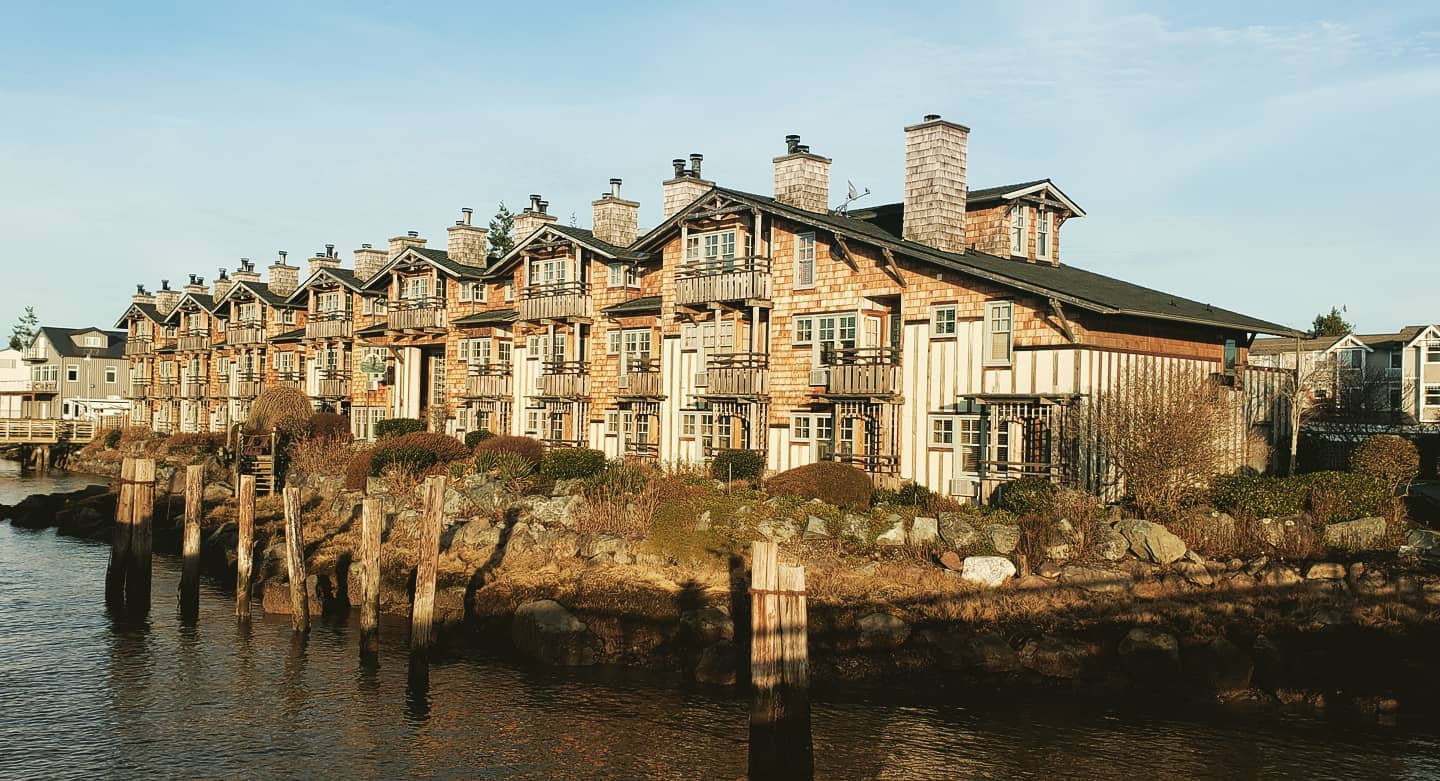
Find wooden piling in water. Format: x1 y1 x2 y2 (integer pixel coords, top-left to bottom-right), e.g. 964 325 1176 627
776 563 813 777
359 497 383 659
283 486 309 633
235 475 255 620
410 475 445 652
180 464 204 624
125 458 156 619
105 458 136 612
749 540 781 720
748 541 812 780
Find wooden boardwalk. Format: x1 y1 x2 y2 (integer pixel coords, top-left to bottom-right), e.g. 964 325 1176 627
0 419 97 444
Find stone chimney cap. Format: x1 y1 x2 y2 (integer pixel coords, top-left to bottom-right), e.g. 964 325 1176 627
538 200 549 215
217 268 228 279
325 243 335 256
785 135 802 154
905 113 970 133
689 153 703 178
277 250 288 264
136 284 146 294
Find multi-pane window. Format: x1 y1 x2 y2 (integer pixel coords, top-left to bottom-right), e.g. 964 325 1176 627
985 301 1014 365
84 335 103 348
930 416 954 445
317 292 343 313
105 367 117 384
607 330 621 355
503 281 515 302
795 233 816 289
686 229 738 271
525 409 542 433
1036 209 1051 260
1426 343 1440 364
681 413 698 438
623 330 652 370
931 306 957 336
793 316 814 345
529 258 569 286
497 341 512 366
1010 205 1027 256
814 415 833 444
1391 352 1403 370
1426 386 1440 407
958 418 982 472
791 415 811 441
607 263 639 288
66 365 78 382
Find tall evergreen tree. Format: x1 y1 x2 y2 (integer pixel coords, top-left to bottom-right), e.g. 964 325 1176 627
487 201 516 261
8 306 37 351
1311 306 1352 338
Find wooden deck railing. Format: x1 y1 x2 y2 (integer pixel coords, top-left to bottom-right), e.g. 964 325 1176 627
228 321 267 346
539 361 590 398
127 382 150 399
0 419 96 444
305 311 352 340
388 297 447 331
125 338 154 357
674 257 771 307
518 281 590 321
181 382 206 399
823 346 901 397
152 383 176 399
177 332 212 352
702 353 768 396
618 358 662 397
315 370 350 399
465 363 513 398
0 379 59 394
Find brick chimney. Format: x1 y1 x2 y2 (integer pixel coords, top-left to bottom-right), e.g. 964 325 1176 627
183 274 207 295
155 279 180 315
268 250 299 297
233 258 261 283
307 244 342 278
354 243 388 282
592 178 640 246
388 231 426 260
212 268 232 300
513 194 558 244
902 114 969 254
773 135 831 213
132 284 155 305
447 207 489 267
663 154 712 218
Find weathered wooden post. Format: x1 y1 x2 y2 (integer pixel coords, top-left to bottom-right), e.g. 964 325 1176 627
359 497 384 659
776 563 813 778
748 541 781 773
283 486 310 633
748 542 812 780
105 457 136 611
125 458 156 618
179 464 204 624
410 475 446 651
235 474 256 620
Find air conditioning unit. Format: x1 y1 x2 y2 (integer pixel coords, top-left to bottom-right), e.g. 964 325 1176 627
618 375 630 390
534 375 544 391
808 368 830 387
949 477 978 501
693 371 709 387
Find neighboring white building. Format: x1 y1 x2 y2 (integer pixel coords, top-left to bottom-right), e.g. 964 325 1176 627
1251 324 1440 424
0 348 24 418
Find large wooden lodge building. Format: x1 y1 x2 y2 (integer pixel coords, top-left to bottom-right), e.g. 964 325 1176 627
117 115 1297 500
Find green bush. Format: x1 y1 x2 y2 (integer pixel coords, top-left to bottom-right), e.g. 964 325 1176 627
710 449 766 481
540 447 607 480
103 428 123 449
1351 434 1419 492
1211 474 1309 519
873 482 933 507
370 446 436 477
382 431 470 463
766 462 872 509
992 476 1057 518
375 417 425 439
464 429 496 450
474 435 545 465
1305 470 1388 524
475 450 538 487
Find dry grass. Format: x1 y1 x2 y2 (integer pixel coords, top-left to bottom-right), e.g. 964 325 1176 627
289 436 356 477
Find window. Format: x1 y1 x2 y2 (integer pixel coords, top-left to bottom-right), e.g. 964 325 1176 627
793 317 814 345
1224 339 1238 376
504 281 515 302
931 306 957 337
931 416 954 445
529 258 569 287
1010 205 1027 256
525 409 542 433
497 341 512 366
66 365 78 382
623 330 652 364
681 413 698 438
605 410 620 434
1427 386 1440 407
958 418 981 472
1391 351 1403 370
814 415 833 444
607 263 639 288
1426 344 1440 364
791 415 811 441
607 330 621 355
686 229 738 271
457 339 470 362
105 367 117 384
1036 210 1051 260
83 335 103 348
813 313 857 363
985 301 1014 365
795 233 816 290
1336 348 1363 369
351 407 387 441
682 324 698 350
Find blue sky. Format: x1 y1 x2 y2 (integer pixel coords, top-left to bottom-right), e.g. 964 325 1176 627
1 0 1436 335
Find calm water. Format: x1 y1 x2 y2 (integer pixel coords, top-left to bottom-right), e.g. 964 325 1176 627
2 461 1439 780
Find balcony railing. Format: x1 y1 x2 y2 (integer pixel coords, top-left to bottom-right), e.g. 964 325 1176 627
181 382 206 399
21 346 47 362
153 383 176 399
674 257 771 308
125 338 154 357
617 357 662 398
305 310 352 340
388 297 447 331
233 372 262 399
177 332 211 352
315 370 350 399
822 346 902 397
465 363 513 399
539 360 590 398
700 352 768 397
228 321 267 346
0 379 59 394
127 382 150 399
274 370 304 388
622 440 660 459
518 281 591 321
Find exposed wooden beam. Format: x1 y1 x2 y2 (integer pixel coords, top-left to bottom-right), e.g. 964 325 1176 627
1048 298 1078 344
832 235 858 271
879 247 906 287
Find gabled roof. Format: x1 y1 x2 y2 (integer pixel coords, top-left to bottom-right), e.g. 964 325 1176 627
113 301 164 329
1400 325 1440 348
486 223 644 278
634 186 1298 337
33 326 128 360
1249 335 1345 357
214 279 298 308
965 179 1085 216
601 295 663 318
451 308 518 327
361 247 488 290
171 292 217 314
285 266 368 304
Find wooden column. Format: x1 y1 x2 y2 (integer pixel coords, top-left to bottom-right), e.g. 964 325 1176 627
749 540 781 722
125 458 156 619
359 497 383 659
235 475 255 620
282 486 309 633
748 542 812 780
105 458 136 612
410 475 446 651
776 563 813 777
179 464 204 624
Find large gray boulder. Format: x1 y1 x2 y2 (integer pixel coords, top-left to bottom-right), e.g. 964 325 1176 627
1114 519 1188 564
938 513 979 548
1256 515 1305 549
512 600 596 666
986 524 1021 555
1057 564 1133 593
802 515 829 539
960 556 1017 588
875 518 907 546
841 513 872 543
1322 516 1387 550
1094 526 1130 561
910 516 939 545
857 612 911 649
1401 529 1440 559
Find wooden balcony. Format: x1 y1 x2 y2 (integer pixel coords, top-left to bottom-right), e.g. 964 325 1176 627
0 379 58 395
228 322 267 346
273 371 304 389
388 297 447 332
518 281 591 322
699 353 768 397
177 332 211 352
153 384 176 399
465 364 513 399
127 382 150 399
125 338 154 357
673 257 771 310
617 358 663 399
539 361 590 398
21 346 47 362
315 371 350 399
182 382 206 399
822 346 902 398
305 312 352 340
232 373 262 399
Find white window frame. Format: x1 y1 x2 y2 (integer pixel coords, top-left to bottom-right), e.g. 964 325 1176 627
930 305 957 337
1010 205 1027 256
794 232 816 290
793 316 814 345
607 263 640 289
930 415 954 445
605 410 620 435
791 415 811 441
607 330 622 355
682 323 699 351
1036 209 1051 260
686 229 739 271
105 366 117 384
66 364 78 382
958 416 981 473
984 300 1014 367
681 412 698 438
504 280 515 302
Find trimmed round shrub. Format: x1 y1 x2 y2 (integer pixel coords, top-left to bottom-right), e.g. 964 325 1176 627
381 431 471 463
344 447 373 490
766 462 873 509
1351 434 1419 492
247 384 315 439
370 446 436 477
308 412 352 442
540 447 607 480
474 435 545 466
464 429 496 450
1210 474 1309 519
992 476 1057 518
710 449 766 481
375 417 425 439
103 428 123 449
1306 470 1388 524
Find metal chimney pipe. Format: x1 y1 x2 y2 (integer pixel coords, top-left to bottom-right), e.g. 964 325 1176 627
462 207 473 226
609 178 622 197
689 153 703 179
785 134 801 154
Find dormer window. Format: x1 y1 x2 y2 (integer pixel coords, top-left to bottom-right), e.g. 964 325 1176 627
1010 206 1027 256
607 263 639 289
1036 210 1051 261
83 335 104 348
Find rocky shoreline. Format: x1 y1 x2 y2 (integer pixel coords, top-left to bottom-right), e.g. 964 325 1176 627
6 457 1440 724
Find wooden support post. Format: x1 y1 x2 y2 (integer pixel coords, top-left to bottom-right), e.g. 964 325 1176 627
283 486 309 633
125 459 156 619
235 475 255 620
748 543 812 780
410 475 446 652
776 563 813 778
105 458 136 612
180 464 204 624
359 497 384 659
748 540 781 747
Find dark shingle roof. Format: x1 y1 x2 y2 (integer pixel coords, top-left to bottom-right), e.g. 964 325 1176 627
547 224 643 261
451 308 518 327
222 280 299 308
601 295 663 317
355 322 388 338
114 301 164 329
270 327 304 344
1249 336 1344 356
285 267 369 304
414 247 488 278
35 327 128 359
